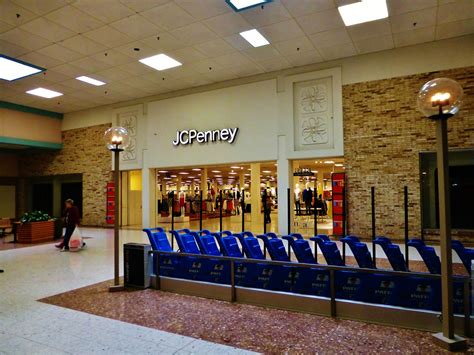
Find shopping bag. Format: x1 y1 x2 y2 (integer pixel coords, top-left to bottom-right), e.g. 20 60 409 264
69 227 83 252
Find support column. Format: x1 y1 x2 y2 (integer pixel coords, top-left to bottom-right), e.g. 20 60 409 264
277 136 291 235
142 168 154 228
250 163 261 225
176 176 181 192
201 168 208 196
317 170 324 198
239 170 245 190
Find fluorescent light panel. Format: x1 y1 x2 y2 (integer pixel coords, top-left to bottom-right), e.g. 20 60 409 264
338 0 388 26
139 54 182 71
240 29 269 47
26 87 63 99
76 75 106 86
226 0 272 11
0 55 44 81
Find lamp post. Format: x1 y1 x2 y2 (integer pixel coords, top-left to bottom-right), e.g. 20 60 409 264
417 78 466 351
104 126 130 292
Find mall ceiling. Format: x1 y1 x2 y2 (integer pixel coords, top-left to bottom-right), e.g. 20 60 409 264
1 0 473 114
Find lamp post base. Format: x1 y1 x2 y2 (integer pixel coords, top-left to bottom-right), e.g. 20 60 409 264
108 285 125 293
432 332 467 352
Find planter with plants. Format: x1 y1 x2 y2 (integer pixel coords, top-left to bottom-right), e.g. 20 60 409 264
17 211 55 243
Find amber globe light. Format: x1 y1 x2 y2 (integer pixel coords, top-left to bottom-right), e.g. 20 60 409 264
417 78 463 119
104 126 130 150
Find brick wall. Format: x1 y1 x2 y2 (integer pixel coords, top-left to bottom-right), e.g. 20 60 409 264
19 124 111 226
343 66 474 241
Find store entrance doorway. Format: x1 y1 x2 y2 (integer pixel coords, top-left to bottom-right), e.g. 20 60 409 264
121 170 142 228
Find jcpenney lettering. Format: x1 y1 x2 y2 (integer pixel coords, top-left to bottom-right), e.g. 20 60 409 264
173 128 239 146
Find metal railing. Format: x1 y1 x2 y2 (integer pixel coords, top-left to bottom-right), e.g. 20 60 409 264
149 249 471 336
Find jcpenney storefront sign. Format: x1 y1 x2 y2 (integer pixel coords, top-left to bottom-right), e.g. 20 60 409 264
173 127 239 146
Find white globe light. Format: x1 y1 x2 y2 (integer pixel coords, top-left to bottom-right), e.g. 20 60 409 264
417 78 464 119
104 126 131 150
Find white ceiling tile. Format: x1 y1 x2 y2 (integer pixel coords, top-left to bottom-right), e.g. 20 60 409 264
203 12 252 36
387 0 438 16
241 1 292 27
72 0 134 23
141 2 196 31
390 7 437 34
223 33 254 50
45 5 103 33
20 17 76 42
171 22 218 46
243 45 282 61
41 70 72 83
37 43 83 63
49 63 85 77
273 36 314 56
194 38 236 57
180 74 214 87
0 28 50 51
110 14 162 40
0 20 13 34
18 51 63 68
68 56 111 73
258 56 292 72
118 61 156 76
437 0 474 24
203 68 238 82
114 41 157 60
334 0 359 5
393 26 435 47
89 49 133 66
95 67 134 82
348 19 392 41
175 0 230 21
280 0 335 17
169 47 207 64
213 51 255 67
164 65 201 79
296 8 345 35
12 0 72 15
309 28 352 48
119 0 170 12
231 63 264 77
318 42 357 61
0 1 37 26
160 78 192 92
285 49 324 67
188 59 225 74
140 32 187 52
435 18 474 40
0 39 30 56
354 34 394 54
259 19 305 42
60 35 106 56
83 26 134 48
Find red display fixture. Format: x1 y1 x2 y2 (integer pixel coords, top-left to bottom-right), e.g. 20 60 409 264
331 172 346 236
106 182 115 225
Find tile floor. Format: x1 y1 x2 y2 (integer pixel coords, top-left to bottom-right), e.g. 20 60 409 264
0 227 255 355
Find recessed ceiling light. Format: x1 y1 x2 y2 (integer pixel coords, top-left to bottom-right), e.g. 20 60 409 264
179 172 189 175
230 166 240 169
170 175 177 177
0 54 44 81
335 163 344 167
214 175 222 177
76 76 106 86
26 87 63 99
262 170 272 173
229 171 237 175
324 160 335 164
139 53 182 71
212 170 221 173
192 168 201 171
338 0 388 27
226 0 272 12
239 29 269 47
158 170 168 173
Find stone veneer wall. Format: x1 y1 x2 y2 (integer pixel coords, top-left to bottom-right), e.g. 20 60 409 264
19 124 111 226
343 66 474 241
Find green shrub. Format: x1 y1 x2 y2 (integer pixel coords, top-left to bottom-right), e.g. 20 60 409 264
20 211 52 223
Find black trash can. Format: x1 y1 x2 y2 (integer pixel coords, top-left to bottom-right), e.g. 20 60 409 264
124 243 152 289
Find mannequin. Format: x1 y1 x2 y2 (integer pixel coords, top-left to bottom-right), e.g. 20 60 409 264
294 184 302 216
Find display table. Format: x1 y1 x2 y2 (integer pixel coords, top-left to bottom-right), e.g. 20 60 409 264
17 220 54 243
